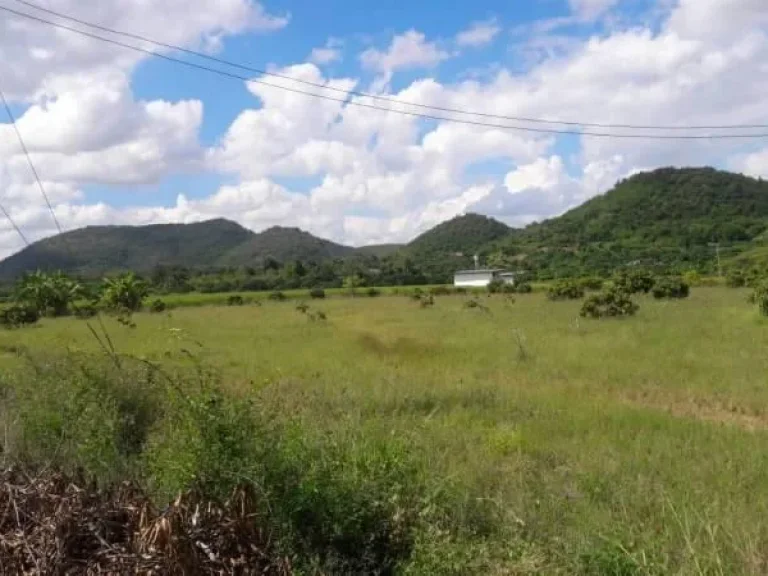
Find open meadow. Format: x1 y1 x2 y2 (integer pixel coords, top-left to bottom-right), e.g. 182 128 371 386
2 287 768 574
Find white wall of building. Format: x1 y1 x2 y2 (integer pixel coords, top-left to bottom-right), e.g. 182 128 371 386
454 271 494 287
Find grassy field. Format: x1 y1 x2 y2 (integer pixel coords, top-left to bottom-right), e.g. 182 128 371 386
2 287 768 573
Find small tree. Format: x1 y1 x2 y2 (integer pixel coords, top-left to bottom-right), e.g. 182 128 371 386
101 273 148 312
613 269 656 294
15 270 82 317
581 288 639 319
547 279 584 301
652 277 690 299
343 275 365 296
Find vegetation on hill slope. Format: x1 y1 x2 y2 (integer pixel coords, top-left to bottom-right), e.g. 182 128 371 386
219 226 354 266
2 167 768 283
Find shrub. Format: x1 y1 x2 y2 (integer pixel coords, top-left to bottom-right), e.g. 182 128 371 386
613 269 656 294
750 282 768 316
72 302 98 319
726 270 746 288
682 270 701 287
581 288 639 319
487 278 515 294
296 302 310 314
366 287 381 297
419 295 435 308
149 298 167 313
547 279 585 301
513 282 532 294
309 288 326 299
101 273 148 312
0 303 39 328
652 277 690 299
578 277 604 291
268 291 286 302
226 295 244 306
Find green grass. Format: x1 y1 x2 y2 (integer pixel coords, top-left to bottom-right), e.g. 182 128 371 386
2 287 768 573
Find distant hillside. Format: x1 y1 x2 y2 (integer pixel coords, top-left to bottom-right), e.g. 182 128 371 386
219 226 354 265
523 167 768 246
2 167 767 282
354 244 403 258
0 219 253 280
493 167 768 277
405 214 511 257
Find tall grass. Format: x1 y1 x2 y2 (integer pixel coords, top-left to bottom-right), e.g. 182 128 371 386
1 289 768 573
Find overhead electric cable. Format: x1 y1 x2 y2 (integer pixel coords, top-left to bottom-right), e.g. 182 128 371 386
1 4 768 140
10 0 768 132
0 85 62 237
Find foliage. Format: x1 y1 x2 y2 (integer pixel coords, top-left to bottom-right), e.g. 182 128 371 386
750 282 768 316
149 298 167 313
101 273 148 312
581 288 639 318
419 295 435 308
342 274 365 295
226 295 244 306
726 270 747 288
578 277 605 291
682 270 701 286
309 288 326 299
14 270 82 317
652 277 690 299
268 291 286 302
547 279 585 301
366 287 381 297
513 282 532 294
0 302 39 328
487 278 514 294
72 302 98 319
613 269 656 294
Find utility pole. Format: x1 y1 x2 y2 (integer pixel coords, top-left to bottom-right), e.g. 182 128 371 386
708 242 722 277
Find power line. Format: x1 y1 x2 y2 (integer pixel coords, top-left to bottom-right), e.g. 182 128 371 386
0 84 62 235
2 3 768 140
0 203 30 246
10 0 768 132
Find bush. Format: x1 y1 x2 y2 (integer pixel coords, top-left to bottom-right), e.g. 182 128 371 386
296 302 310 314
366 287 381 297
487 278 515 294
726 270 746 288
149 298 167 313
750 282 768 316
226 295 245 306
0 303 39 328
613 269 656 294
72 302 98 319
581 288 639 319
578 277 604 291
682 270 701 287
652 277 690 299
268 291 286 302
547 279 585 301
419 295 435 308
513 282 533 294
309 288 326 299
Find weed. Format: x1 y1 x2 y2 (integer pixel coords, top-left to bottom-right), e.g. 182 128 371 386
149 298 167 313
309 288 326 299
226 295 245 306
269 291 287 302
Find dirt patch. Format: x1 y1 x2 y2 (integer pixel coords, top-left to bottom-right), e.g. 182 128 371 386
621 388 768 431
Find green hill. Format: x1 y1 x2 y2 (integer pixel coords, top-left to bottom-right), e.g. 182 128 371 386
219 226 354 265
494 167 768 277
0 219 253 280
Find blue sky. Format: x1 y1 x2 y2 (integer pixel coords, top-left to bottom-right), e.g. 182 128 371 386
1 0 768 254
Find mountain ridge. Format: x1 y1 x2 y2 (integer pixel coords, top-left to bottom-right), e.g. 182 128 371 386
2 166 768 280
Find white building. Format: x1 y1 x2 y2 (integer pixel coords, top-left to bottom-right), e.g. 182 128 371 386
453 269 516 288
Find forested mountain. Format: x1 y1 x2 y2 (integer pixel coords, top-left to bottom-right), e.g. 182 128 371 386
219 226 354 266
0 219 253 280
1 166 767 283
